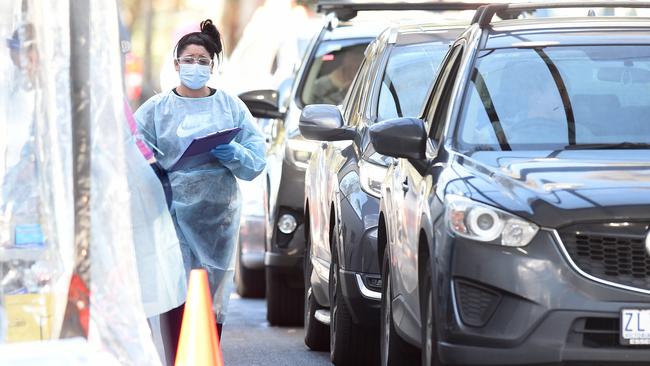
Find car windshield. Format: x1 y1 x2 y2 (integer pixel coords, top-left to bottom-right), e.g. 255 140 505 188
300 38 370 106
456 45 650 151
377 42 450 122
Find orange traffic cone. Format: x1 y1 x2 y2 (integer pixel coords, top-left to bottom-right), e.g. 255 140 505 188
175 269 224 366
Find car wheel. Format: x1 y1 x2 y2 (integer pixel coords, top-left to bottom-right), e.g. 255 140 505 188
381 245 419 366
266 266 303 326
235 241 265 298
304 235 329 351
329 229 379 365
421 261 445 366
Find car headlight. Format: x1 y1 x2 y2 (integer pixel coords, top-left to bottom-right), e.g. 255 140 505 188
445 195 538 247
359 160 387 199
287 137 317 169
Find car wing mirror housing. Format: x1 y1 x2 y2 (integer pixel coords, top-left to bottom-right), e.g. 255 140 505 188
239 89 286 120
369 117 427 160
299 104 355 141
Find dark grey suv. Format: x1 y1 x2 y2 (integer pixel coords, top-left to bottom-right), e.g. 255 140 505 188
240 3 381 325
301 22 466 365
370 2 650 365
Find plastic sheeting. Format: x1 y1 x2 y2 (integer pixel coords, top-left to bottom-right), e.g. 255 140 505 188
0 0 168 364
87 1 163 363
1 0 74 345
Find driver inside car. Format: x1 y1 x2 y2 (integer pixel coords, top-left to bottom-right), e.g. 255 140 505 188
311 47 364 105
469 59 594 147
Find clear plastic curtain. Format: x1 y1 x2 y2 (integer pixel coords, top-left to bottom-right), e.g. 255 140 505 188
0 0 75 344
0 0 162 364
87 0 161 364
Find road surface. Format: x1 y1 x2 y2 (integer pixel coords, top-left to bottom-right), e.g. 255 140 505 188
221 294 331 366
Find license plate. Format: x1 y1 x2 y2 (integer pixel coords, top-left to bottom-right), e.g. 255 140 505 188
621 309 650 345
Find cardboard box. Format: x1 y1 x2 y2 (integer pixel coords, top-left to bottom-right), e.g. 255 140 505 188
4 293 54 342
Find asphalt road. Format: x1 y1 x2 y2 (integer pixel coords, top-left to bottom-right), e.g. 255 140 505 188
221 294 331 366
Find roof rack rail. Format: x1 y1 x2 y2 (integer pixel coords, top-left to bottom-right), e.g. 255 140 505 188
472 1 650 28
317 1 487 21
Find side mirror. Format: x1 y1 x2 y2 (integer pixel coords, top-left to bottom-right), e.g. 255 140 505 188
369 118 427 160
299 105 355 141
239 89 285 119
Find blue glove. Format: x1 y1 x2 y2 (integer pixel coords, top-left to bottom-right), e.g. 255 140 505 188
211 143 238 162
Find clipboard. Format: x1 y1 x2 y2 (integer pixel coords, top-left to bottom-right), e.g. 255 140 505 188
170 127 241 171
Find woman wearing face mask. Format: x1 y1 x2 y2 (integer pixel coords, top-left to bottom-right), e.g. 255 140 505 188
134 19 266 355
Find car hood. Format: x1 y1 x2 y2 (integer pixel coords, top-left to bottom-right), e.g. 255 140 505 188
443 150 650 228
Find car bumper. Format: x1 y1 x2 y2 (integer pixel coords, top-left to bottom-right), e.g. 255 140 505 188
265 251 303 268
440 310 650 364
275 158 306 210
339 269 381 328
239 215 265 270
268 159 306 257
437 228 650 365
265 251 303 289
339 194 381 274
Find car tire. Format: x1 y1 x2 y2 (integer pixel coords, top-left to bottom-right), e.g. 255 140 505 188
329 232 379 365
381 245 419 366
304 236 330 351
421 260 445 366
266 266 304 326
235 243 265 298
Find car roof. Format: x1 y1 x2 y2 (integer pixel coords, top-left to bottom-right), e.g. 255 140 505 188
484 18 650 49
322 21 388 41
320 6 478 42
317 1 488 21
392 22 467 46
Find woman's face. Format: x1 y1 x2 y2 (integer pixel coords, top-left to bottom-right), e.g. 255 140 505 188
174 44 213 73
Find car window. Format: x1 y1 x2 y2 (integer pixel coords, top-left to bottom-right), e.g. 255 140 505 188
300 38 370 106
457 45 650 151
342 58 366 121
424 45 463 139
377 42 450 122
344 56 372 126
429 46 464 141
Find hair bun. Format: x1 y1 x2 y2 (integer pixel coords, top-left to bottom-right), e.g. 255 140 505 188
175 19 223 61
200 19 218 37
199 19 222 54
200 19 214 32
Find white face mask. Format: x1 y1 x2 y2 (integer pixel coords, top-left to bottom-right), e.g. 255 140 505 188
179 63 211 90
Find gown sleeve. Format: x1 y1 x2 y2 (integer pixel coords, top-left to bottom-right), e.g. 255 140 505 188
221 97 267 181
133 96 159 155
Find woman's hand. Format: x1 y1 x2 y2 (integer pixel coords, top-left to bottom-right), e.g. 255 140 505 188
211 142 239 162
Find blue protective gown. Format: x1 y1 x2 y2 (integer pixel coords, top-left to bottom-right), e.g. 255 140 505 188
135 89 266 322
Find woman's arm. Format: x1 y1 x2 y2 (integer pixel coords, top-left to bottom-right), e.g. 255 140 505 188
215 98 266 181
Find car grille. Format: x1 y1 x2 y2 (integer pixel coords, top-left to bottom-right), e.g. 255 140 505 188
559 222 650 292
570 317 620 348
569 317 650 351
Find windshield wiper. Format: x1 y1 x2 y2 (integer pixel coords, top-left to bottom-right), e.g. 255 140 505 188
564 142 650 150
